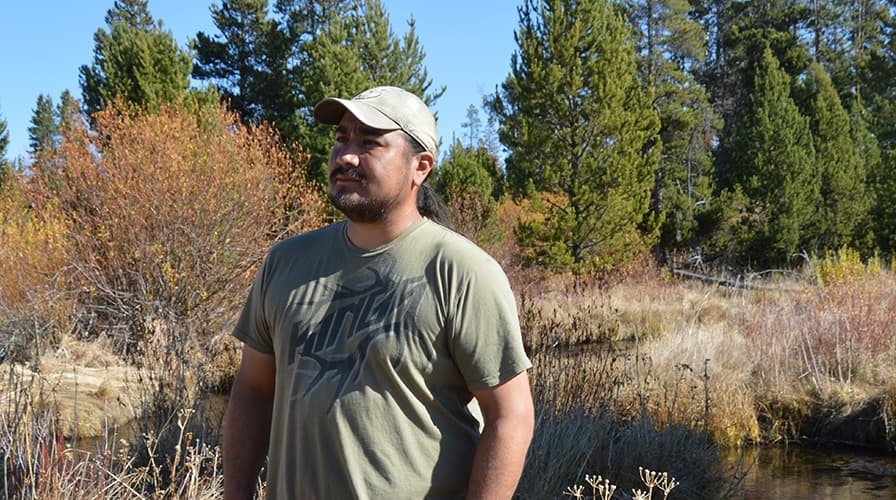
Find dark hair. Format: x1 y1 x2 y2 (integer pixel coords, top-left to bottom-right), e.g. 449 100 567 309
403 133 453 229
418 184 453 229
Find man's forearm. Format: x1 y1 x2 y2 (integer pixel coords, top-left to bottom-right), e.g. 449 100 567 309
223 385 274 500
466 415 534 500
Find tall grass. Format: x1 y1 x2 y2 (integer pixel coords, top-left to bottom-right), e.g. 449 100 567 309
514 274 743 499
1 364 227 499
740 262 896 448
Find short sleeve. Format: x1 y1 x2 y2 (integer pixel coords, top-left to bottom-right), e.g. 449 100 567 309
448 256 531 391
232 254 274 355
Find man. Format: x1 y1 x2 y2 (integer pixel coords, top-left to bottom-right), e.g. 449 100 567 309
224 86 534 499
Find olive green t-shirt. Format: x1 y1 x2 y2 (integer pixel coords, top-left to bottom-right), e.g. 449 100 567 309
232 218 531 499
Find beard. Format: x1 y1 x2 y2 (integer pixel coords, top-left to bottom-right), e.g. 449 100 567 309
329 167 403 223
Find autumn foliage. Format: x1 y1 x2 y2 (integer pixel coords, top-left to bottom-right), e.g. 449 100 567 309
1 100 326 361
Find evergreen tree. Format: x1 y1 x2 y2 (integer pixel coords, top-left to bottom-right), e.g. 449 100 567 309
489 0 661 273
28 91 87 159
80 0 193 118
460 104 482 148
728 48 819 262
849 97 884 251
867 146 896 254
436 140 495 201
274 0 352 51
627 0 719 251
808 0 845 65
58 90 86 137
0 109 10 189
297 0 444 182
692 0 811 187
855 5 896 253
28 94 59 156
800 62 868 250
0 108 9 163
436 139 500 243
193 0 294 128
823 0 891 103
458 103 504 197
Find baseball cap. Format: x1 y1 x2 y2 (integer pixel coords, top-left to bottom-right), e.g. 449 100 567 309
313 86 439 157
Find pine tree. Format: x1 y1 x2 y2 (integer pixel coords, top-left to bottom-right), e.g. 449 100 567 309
460 104 482 149
728 48 819 262
823 0 891 103
848 98 884 251
0 108 9 163
296 0 444 182
489 0 661 273
58 90 86 136
436 139 500 243
28 91 87 159
692 0 811 188
800 62 868 250
0 109 10 189
193 0 294 128
28 94 59 157
861 6 896 253
79 0 193 118
867 146 896 254
627 0 719 252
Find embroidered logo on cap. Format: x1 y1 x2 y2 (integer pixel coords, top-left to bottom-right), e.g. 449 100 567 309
355 88 384 101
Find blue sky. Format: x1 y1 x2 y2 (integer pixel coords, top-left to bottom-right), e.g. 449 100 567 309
0 0 521 162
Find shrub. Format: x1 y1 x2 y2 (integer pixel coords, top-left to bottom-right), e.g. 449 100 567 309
21 100 325 359
0 186 71 363
813 246 883 287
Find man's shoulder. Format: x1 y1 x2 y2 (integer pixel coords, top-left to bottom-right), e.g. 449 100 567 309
416 219 484 252
267 222 344 260
415 219 504 273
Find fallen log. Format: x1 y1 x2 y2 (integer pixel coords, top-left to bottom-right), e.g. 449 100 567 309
672 269 804 292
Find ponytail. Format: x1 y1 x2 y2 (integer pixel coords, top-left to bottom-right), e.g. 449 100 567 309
417 183 453 229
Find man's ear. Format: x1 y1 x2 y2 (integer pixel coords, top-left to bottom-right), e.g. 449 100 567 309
412 152 434 188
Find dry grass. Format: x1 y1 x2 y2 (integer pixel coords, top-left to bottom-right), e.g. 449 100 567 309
520 261 895 497
2 97 894 497
1 364 227 499
518 275 745 498
519 373 731 499
606 276 735 340
742 273 896 395
737 269 896 447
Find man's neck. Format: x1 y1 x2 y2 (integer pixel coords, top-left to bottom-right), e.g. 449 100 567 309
345 207 423 250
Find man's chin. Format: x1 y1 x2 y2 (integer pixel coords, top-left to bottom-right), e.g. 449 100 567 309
330 189 361 202
329 194 380 222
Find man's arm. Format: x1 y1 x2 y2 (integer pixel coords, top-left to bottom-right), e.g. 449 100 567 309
467 371 535 500
224 345 276 500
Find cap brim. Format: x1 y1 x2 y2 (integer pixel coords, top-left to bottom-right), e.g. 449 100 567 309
313 98 401 131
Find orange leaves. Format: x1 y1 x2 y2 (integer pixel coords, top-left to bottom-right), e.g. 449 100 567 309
4 100 326 351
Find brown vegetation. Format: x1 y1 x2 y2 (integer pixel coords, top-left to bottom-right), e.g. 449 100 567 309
2 102 894 498
1 100 324 497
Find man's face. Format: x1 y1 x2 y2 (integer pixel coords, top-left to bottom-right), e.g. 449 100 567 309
328 112 417 223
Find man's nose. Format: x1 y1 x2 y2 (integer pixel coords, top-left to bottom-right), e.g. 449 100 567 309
334 145 361 167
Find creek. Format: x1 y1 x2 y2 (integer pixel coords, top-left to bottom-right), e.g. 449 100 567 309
735 445 896 499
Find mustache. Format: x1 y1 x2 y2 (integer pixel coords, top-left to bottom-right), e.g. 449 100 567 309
330 167 367 184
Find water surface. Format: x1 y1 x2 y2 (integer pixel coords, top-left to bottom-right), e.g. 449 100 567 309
738 445 896 499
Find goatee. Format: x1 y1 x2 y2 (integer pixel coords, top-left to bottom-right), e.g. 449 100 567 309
329 167 402 223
